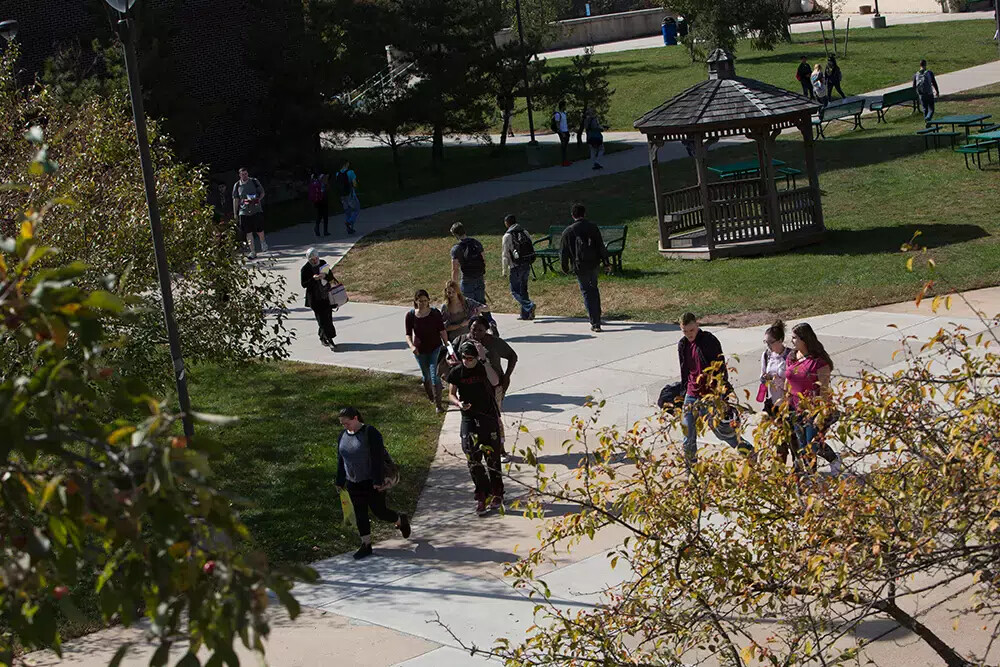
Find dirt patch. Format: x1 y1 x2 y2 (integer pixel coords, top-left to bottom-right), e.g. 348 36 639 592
714 310 785 329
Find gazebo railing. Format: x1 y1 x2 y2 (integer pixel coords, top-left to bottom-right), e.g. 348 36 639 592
662 184 704 236
777 187 817 235
708 179 769 244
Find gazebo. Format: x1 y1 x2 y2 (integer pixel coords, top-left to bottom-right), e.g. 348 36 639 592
634 49 826 260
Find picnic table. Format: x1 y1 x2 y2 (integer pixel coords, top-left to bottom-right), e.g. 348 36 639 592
927 114 993 136
708 158 803 188
957 128 1000 169
708 158 786 179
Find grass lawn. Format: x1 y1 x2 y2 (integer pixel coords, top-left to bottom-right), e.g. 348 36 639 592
188 361 444 565
511 20 1000 132
267 140 628 230
334 83 1000 324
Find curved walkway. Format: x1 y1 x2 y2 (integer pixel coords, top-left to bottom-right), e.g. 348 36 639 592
22 62 1000 666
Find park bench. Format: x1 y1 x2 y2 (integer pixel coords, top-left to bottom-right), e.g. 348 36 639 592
955 140 998 170
532 224 628 275
812 99 866 139
870 87 918 124
916 126 960 149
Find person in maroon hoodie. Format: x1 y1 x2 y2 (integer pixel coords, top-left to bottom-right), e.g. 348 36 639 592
678 312 752 466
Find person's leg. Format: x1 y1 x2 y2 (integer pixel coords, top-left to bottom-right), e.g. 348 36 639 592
346 480 372 541
240 216 256 258
314 204 322 236
589 144 597 167
461 419 492 500
427 347 444 412
347 193 361 229
321 199 330 235
461 277 486 305
596 143 605 167
682 395 700 466
560 133 569 164
576 268 601 327
835 83 847 99
709 409 753 456
509 264 532 318
793 415 819 472
315 304 337 345
480 425 504 502
366 487 400 525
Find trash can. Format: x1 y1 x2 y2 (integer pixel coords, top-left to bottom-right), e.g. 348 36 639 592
662 17 678 46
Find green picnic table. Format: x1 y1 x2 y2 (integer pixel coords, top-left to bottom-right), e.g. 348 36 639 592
708 158 786 179
955 128 1000 170
928 114 993 136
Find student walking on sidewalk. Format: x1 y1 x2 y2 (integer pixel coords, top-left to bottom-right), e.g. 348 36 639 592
337 159 360 234
308 170 330 237
786 323 843 475
757 320 796 464
448 341 504 516
561 203 608 332
301 248 338 351
500 214 536 320
552 101 571 166
335 407 411 560
232 167 268 259
454 315 517 460
796 56 814 99
406 289 448 413
913 59 940 123
678 312 753 467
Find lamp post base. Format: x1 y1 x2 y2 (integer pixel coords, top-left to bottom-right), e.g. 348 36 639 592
871 15 887 28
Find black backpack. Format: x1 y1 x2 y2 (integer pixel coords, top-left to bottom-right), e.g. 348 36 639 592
336 170 352 196
509 228 536 266
458 238 486 277
575 230 601 267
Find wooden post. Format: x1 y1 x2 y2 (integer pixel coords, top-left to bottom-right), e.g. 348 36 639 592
648 139 667 251
693 133 715 255
799 119 825 233
755 128 783 244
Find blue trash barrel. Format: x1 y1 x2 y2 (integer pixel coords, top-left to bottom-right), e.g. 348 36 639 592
662 17 677 46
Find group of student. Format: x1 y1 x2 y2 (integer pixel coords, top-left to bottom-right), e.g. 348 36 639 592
795 54 846 107
307 159 361 236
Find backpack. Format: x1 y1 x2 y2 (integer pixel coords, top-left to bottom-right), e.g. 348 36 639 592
509 228 536 266
457 238 486 277
308 177 324 203
336 170 352 197
915 70 933 95
575 229 601 267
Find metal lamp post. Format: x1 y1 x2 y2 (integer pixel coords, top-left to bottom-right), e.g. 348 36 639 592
513 0 538 146
105 0 195 439
871 0 886 28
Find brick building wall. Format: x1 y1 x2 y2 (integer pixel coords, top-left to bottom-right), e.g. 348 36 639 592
0 0 314 173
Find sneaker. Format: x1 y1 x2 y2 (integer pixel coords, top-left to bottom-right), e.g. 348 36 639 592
591 324 602 332
397 513 411 539
528 306 536 320
490 496 503 512
248 253 257 260
829 456 843 477
592 164 600 170
261 240 269 252
475 499 488 516
353 543 373 560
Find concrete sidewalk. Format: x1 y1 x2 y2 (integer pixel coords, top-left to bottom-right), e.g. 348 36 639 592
20 60 1000 667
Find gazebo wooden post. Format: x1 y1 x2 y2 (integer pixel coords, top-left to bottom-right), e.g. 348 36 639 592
647 138 666 250
693 132 715 255
798 119 826 231
764 128 784 243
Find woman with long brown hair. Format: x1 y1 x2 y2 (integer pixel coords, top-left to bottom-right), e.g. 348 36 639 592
440 280 488 341
787 323 842 474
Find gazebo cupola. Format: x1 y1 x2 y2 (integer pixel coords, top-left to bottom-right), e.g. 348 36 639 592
634 49 826 259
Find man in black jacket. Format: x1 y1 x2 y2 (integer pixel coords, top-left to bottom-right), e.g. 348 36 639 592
796 56 813 99
560 203 609 332
677 312 752 466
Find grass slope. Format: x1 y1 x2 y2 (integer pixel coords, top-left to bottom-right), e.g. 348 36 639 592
189 361 444 564
514 20 1000 132
335 84 1000 324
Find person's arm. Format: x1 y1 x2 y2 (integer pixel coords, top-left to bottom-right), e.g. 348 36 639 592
501 233 511 277
451 258 461 283
335 433 346 488
817 364 833 399
499 342 517 390
481 357 500 389
560 230 572 273
437 312 449 347
932 72 940 96
405 312 417 353
301 264 313 289
232 185 239 219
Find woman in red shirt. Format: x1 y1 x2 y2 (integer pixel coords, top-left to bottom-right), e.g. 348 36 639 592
405 289 449 413
787 323 842 475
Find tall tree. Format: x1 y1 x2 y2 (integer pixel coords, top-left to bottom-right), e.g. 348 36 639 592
667 0 791 54
390 0 504 164
541 48 614 145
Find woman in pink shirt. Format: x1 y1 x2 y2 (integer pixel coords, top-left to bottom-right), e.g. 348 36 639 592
787 323 842 475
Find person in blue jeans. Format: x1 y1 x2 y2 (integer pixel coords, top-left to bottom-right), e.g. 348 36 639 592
500 214 536 320
677 312 753 467
450 222 498 333
913 59 939 124
405 289 449 413
560 203 607 332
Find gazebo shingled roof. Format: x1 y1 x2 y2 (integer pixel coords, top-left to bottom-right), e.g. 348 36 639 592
634 49 826 260
634 49 819 140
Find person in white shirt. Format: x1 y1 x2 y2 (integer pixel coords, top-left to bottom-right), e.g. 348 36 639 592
552 101 571 166
759 320 794 462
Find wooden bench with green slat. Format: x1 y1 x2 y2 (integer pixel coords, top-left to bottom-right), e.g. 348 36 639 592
811 99 866 139
870 87 918 124
532 224 629 275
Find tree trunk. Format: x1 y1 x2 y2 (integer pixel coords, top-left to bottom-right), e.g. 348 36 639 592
875 600 973 667
432 124 444 166
499 108 511 150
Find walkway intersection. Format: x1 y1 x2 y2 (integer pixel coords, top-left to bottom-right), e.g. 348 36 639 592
20 59 1000 666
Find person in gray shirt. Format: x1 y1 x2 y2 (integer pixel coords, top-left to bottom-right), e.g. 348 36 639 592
335 406 410 559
